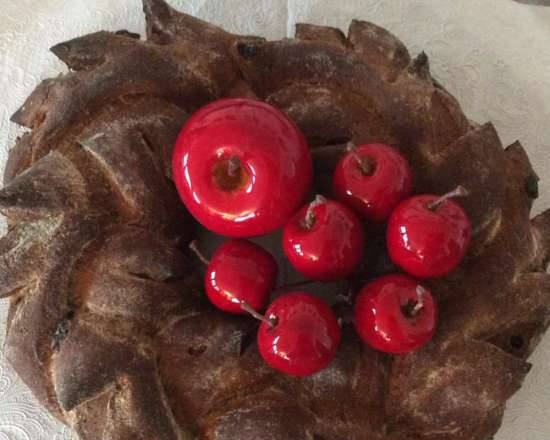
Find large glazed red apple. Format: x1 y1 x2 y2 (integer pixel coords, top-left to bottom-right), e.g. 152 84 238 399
172 98 313 237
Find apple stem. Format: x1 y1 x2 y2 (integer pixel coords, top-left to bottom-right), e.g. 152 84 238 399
412 285 426 315
403 285 426 317
346 142 375 176
302 195 327 229
427 185 470 211
240 302 277 328
227 156 242 178
189 240 210 266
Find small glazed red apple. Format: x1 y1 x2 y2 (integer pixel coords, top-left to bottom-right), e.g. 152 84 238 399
257 292 341 376
354 274 437 354
387 186 471 278
333 143 412 222
203 239 277 314
173 98 312 237
282 196 365 281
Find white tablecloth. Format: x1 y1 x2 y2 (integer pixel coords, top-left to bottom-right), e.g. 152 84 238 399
1 1 549 439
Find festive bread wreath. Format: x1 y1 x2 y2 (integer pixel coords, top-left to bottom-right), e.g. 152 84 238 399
2 1 549 439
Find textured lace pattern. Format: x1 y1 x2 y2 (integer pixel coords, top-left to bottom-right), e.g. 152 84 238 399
0 1 549 439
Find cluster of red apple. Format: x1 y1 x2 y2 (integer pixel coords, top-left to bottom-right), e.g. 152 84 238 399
172 98 471 377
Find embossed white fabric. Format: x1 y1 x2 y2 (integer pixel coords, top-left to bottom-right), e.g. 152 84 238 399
0 0 549 439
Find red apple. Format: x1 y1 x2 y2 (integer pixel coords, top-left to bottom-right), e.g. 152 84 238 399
282 196 365 281
257 292 341 376
387 186 471 278
173 98 312 237
333 143 412 222
354 274 437 354
205 239 277 314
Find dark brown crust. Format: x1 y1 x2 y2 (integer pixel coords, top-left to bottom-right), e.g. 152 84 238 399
2 0 549 439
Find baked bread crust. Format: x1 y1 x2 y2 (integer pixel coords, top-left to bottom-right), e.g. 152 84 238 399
2 1 550 439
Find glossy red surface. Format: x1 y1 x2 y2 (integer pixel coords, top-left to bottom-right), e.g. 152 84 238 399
354 274 437 354
333 143 412 222
257 292 341 376
282 199 365 281
387 195 471 278
172 98 312 237
205 239 277 314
